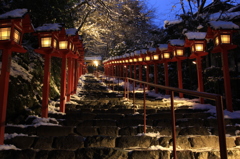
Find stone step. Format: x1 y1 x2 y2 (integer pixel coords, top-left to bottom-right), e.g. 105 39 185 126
1 148 240 159
4 134 239 151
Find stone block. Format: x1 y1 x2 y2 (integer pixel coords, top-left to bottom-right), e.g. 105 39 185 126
235 137 240 145
169 136 191 149
117 119 152 127
116 136 155 148
118 127 138 136
177 118 205 127
189 136 236 149
177 150 195 159
188 136 219 149
75 147 128 159
36 126 74 137
85 135 116 148
75 126 98 136
5 136 35 149
95 119 117 126
32 137 54 150
47 150 75 159
35 150 49 159
52 136 84 150
98 126 119 136
95 114 123 120
152 119 172 127
159 137 171 147
178 126 210 135
129 150 161 159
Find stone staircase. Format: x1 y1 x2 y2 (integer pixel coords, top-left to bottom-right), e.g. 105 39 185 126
1 74 240 159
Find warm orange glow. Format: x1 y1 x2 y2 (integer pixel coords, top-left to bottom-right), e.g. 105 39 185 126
53 39 57 48
195 44 204 52
215 37 219 46
145 56 150 61
0 27 11 40
138 57 143 62
59 41 68 49
221 34 230 44
134 58 137 62
41 37 51 47
153 54 159 60
162 52 170 59
175 49 184 56
13 29 21 43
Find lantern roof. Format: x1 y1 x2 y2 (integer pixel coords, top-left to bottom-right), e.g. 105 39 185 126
141 49 147 54
148 47 156 53
169 39 185 46
0 9 28 19
185 32 207 40
208 21 239 30
35 23 64 32
66 28 78 36
158 44 168 51
134 50 141 56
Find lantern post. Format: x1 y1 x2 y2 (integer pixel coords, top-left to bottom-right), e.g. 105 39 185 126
144 50 152 90
160 44 173 95
185 32 208 104
151 48 159 93
169 39 186 98
0 9 34 145
34 23 64 117
206 21 239 112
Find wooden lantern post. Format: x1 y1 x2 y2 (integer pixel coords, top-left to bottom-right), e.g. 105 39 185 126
169 39 186 98
0 9 34 145
151 48 160 93
185 32 208 104
34 24 64 117
160 44 173 95
144 50 152 90
206 21 239 112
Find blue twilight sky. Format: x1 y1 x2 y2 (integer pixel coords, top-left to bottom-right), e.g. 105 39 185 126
143 0 213 27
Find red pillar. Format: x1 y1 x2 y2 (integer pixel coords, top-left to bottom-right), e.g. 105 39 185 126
154 63 158 93
139 65 142 88
196 56 204 104
134 65 136 86
0 49 12 145
129 65 132 78
125 66 128 78
42 54 51 118
60 55 67 113
71 59 75 94
164 62 170 95
222 49 233 111
146 65 150 90
177 60 183 98
67 58 72 101
74 59 78 94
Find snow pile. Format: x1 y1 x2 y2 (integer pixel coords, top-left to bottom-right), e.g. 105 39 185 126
209 11 240 21
158 44 168 51
185 32 207 40
0 9 27 19
66 28 78 35
208 21 239 29
0 144 20 150
35 23 63 32
4 133 29 140
137 132 161 138
169 39 185 46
